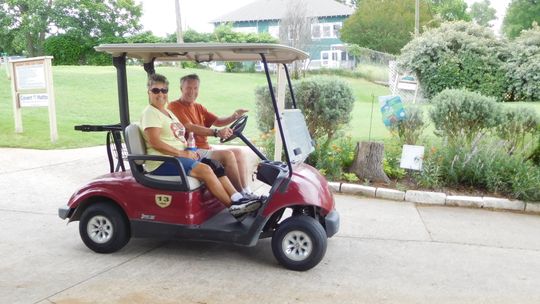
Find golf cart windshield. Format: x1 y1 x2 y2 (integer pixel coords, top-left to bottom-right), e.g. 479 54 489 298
93 43 311 175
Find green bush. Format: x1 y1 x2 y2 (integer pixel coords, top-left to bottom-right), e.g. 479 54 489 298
529 133 540 165
44 34 91 65
399 21 508 100
382 141 406 180
496 107 540 153
415 140 540 201
387 106 426 145
505 25 540 101
255 76 355 141
306 135 356 181
44 34 128 65
429 89 502 145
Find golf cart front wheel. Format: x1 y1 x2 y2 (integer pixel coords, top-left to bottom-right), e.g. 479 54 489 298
79 202 130 253
271 216 327 271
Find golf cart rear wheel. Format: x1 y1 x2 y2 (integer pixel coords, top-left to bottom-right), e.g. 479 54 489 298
79 202 130 253
271 216 327 271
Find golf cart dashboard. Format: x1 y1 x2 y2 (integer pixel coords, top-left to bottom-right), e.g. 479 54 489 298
257 160 289 186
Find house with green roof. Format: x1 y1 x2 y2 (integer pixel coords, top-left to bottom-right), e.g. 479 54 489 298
211 0 355 69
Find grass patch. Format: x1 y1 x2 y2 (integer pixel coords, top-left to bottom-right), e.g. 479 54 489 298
1 65 538 149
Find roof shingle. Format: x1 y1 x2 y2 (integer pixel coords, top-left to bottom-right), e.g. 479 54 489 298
212 0 354 23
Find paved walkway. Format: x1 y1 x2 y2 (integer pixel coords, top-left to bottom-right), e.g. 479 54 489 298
1 147 540 303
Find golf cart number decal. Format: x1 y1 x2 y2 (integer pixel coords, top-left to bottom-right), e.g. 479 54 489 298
155 194 172 208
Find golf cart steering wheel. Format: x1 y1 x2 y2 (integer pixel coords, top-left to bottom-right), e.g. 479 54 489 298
220 115 248 143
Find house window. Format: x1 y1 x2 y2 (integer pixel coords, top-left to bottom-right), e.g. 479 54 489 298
311 22 342 39
333 23 342 38
322 24 332 38
311 24 321 39
268 25 279 38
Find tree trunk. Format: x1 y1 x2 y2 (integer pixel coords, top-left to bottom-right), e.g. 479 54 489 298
349 141 390 184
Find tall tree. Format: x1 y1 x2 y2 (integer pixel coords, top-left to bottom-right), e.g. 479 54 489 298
54 0 142 39
0 0 53 56
502 0 540 39
279 0 313 76
430 0 471 22
0 0 142 56
340 0 434 54
470 0 497 27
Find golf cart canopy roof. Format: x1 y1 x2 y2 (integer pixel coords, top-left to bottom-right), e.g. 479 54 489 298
95 43 309 64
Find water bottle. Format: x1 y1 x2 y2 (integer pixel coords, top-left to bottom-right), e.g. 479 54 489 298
186 132 197 151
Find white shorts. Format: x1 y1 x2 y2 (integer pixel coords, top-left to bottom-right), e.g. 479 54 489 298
196 149 213 160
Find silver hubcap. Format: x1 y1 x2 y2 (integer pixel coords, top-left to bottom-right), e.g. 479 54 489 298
87 215 113 244
282 230 313 261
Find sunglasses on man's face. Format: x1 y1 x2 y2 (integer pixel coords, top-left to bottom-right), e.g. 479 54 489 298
150 88 169 94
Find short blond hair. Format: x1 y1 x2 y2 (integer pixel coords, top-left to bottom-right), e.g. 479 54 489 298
147 73 169 89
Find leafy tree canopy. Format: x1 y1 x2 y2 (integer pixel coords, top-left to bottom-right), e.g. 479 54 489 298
340 0 434 54
0 0 142 56
470 0 497 27
502 0 540 39
430 0 471 22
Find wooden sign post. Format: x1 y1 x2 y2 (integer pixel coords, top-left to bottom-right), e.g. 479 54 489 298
9 56 58 142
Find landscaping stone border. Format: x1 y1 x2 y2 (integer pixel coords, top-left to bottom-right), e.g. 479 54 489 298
328 182 540 214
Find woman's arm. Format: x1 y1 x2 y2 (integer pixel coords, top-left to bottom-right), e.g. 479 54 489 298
144 127 197 159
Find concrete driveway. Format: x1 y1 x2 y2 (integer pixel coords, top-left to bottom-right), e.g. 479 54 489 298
1 147 540 304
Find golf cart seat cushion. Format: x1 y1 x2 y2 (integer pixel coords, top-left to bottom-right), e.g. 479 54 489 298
147 173 202 188
124 123 202 190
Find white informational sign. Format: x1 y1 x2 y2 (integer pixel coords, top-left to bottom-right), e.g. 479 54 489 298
15 63 46 90
19 93 49 107
397 81 418 91
400 145 425 171
9 56 57 142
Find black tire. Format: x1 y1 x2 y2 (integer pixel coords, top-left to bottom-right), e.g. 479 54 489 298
79 202 130 253
271 216 327 271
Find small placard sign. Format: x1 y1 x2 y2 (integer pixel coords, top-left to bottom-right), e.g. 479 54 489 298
400 145 425 171
19 93 49 107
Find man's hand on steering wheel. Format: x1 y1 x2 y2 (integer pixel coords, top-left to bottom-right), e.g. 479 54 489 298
220 115 248 143
216 127 233 140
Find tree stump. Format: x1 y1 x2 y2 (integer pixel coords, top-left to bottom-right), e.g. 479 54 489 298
349 141 390 184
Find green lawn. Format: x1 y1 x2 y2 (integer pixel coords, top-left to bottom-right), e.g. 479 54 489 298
0 65 539 149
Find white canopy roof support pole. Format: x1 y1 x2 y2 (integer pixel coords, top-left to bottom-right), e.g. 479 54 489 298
274 64 286 161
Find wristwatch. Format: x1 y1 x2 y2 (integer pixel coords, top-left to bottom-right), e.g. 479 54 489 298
213 128 219 137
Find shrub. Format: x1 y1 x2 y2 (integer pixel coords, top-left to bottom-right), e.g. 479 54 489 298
44 34 91 65
414 140 540 201
399 21 508 100
429 89 502 145
255 76 355 142
496 107 540 153
306 135 356 181
529 133 540 165
383 140 407 180
505 25 540 101
387 105 426 145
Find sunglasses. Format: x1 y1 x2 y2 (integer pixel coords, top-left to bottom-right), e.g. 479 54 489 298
150 88 169 94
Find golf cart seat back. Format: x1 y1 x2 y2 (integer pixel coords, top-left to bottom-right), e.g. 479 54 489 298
124 123 202 191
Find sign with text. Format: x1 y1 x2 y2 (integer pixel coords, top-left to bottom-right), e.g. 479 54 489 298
8 56 57 142
14 62 46 90
19 93 49 107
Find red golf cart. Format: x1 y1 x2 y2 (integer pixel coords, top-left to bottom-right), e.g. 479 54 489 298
58 43 339 271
